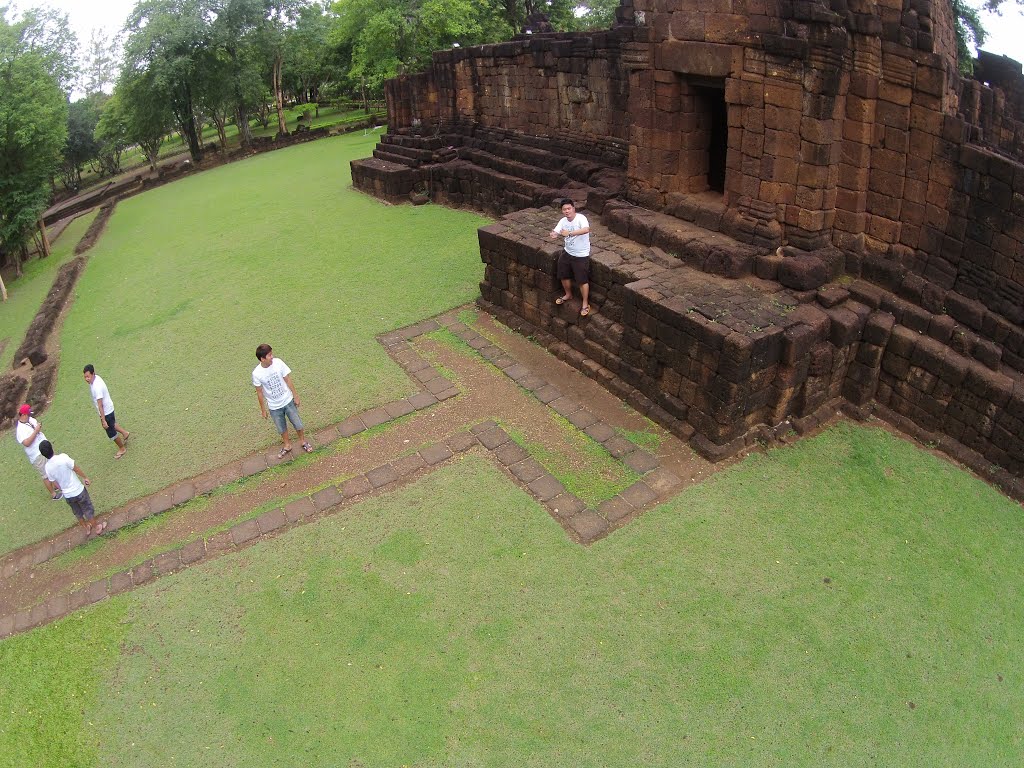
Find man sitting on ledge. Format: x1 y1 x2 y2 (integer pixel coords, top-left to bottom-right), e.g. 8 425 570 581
550 198 592 317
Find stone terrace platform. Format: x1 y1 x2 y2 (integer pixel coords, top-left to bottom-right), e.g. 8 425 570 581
352 124 627 216
478 207 1024 486
479 208 804 457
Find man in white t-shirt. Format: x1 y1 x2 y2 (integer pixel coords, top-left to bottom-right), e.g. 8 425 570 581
39 440 107 536
252 343 311 459
549 198 592 317
83 364 131 459
14 403 62 500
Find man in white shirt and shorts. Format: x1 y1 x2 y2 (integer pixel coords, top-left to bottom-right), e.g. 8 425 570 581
14 403 62 500
83 364 131 459
39 440 106 536
549 198 592 317
252 343 311 459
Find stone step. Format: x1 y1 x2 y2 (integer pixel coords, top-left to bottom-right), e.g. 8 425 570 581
372 147 418 166
382 133 446 151
601 199 765 279
459 147 567 188
376 141 434 163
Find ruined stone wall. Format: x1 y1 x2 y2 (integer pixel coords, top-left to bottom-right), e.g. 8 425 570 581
359 1 1024 484
385 32 633 154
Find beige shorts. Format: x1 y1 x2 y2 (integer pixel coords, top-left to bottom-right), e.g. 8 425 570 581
31 453 48 479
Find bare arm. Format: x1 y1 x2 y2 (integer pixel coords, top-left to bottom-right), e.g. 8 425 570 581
255 387 268 418
284 373 300 407
73 464 91 486
20 421 42 447
97 398 107 427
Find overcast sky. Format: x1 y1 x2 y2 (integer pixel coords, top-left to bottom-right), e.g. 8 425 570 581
28 0 1024 80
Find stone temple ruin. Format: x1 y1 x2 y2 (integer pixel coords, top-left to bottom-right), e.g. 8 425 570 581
352 0 1024 496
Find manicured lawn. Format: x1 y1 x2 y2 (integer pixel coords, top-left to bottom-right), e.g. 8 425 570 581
0 211 98 372
0 131 489 555
2 424 1021 766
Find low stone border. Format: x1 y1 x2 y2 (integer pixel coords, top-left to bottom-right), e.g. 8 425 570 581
0 406 682 638
0 317 462 582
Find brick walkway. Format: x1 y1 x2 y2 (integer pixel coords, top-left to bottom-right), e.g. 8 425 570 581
0 306 709 640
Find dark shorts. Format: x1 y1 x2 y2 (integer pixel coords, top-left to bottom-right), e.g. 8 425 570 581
66 488 95 521
102 410 118 439
557 249 590 285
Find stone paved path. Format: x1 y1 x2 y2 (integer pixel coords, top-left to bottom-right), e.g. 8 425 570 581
0 306 716 639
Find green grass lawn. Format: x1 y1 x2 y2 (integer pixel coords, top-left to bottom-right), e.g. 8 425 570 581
2 423 1021 766
78 105 385 191
0 131 488 555
0 211 98 372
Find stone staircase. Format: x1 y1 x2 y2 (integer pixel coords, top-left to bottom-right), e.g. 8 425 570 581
351 123 627 215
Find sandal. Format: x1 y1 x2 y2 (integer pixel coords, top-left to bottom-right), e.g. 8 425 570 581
277 446 292 459
580 306 591 317
555 295 570 305
302 442 314 453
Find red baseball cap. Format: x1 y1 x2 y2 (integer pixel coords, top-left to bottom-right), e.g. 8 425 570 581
18 404 31 416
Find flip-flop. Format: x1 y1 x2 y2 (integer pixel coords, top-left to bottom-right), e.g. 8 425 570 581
555 296 570 305
580 306 591 317
302 442 314 453
114 450 126 459
277 447 292 459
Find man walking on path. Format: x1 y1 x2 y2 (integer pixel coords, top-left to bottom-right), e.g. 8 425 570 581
83 364 130 459
14 404 62 500
252 343 311 459
550 198 592 316
39 440 106 536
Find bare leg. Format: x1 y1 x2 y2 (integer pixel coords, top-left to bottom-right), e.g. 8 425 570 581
115 424 130 440
580 282 590 310
281 431 292 452
113 435 127 459
559 278 573 302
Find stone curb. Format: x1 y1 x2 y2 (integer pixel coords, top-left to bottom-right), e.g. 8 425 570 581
0 308 689 639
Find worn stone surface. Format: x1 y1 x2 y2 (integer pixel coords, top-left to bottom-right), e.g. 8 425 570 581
353 7 1024 481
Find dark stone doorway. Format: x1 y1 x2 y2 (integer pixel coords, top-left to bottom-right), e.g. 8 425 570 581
694 84 727 194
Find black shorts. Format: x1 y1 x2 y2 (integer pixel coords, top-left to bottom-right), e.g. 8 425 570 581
66 489 95 521
102 410 118 439
557 250 590 285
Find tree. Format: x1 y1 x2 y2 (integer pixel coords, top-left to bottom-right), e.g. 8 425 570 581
0 6 75 274
60 93 106 188
209 0 273 147
329 0 513 96
112 71 175 169
123 0 211 163
80 28 120 95
283 1 337 110
93 90 131 175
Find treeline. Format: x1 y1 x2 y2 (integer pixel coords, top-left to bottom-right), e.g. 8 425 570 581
0 0 618 273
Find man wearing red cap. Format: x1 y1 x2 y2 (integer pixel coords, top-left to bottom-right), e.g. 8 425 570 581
14 404 61 500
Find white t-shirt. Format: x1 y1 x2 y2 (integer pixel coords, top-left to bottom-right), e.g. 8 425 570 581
252 358 294 410
45 453 85 498
555 214 590 257
15 417 46 462
89 375 115 416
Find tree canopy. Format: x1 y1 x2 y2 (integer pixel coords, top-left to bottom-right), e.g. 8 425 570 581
0 6 76 269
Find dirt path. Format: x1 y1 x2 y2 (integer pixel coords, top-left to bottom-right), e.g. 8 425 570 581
0 306 722 637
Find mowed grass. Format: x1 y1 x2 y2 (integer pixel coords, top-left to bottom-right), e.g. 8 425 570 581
0 131 489 556
0 210 98 371
2 423 1022 766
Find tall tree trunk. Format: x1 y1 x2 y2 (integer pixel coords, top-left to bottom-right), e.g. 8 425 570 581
235 104 252 146
273 53 288 136
0 272 7 302
214 114 228 149
38 217 51 258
